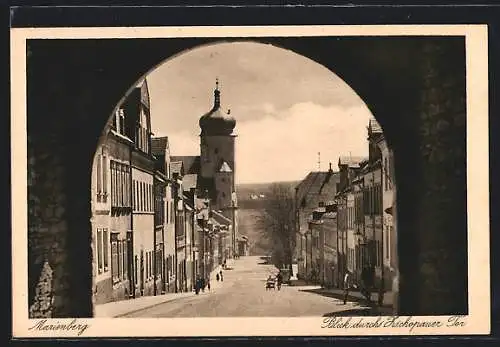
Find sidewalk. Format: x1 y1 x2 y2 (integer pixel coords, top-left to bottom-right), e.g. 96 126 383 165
292 280 395 315
95 267 225 318
94 291 195 317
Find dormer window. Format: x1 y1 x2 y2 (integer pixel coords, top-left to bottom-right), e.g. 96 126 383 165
115 108 125 135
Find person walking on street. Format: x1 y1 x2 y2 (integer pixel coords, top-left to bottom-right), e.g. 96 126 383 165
343 271 351 304
216 273 220 281
206 278 211 291
219 270 224 282
276 271 283 291
201 277 206 293
195 276 201 295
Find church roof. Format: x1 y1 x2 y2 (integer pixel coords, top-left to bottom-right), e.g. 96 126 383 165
170 156 200 175
219 161 233 173
199 79 236 136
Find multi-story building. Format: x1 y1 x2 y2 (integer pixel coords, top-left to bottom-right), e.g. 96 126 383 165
153 169 167 295
374 129 396 292
294 164 339 281
321 201 338 288
336 156 365 286
151 136 176 294
124 79 156 298
362 118 384 293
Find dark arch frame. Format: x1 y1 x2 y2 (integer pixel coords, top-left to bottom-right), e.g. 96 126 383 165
26 35 467 317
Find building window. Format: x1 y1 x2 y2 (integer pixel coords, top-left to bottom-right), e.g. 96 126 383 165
118 240 122 280
103 155 108 202
133 180 136 210
122 240 127 280
135 255 138 286
103 229 109 271
117 108 125 135
139 182 143 211
97 228 103 274
96 154 102 201
111 233 119 284
214 148 219 154
165 201 170 223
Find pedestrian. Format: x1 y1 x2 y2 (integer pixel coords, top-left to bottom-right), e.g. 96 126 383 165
201 277 205 292
216 273 220 281
195 276 200 295
207 278 211 291
219 270 223 282
343 271 351 304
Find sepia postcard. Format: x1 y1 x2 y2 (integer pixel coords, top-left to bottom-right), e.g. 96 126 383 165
11 24 490 337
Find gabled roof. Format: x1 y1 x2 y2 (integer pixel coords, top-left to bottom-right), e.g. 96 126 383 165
368 117 383 134
170 156 200 175
219 161 232 173
212 209 232 226
138 79 150 109
151 136 169 157
338 156 367 168
295 171 340 207
183 174 198 191
170 161 184 176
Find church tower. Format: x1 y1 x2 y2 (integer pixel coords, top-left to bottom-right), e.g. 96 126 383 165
199 79 237 211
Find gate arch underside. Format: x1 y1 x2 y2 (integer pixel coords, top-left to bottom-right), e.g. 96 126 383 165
26 36 467 317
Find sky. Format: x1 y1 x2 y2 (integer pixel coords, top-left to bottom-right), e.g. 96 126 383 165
146 42 373 184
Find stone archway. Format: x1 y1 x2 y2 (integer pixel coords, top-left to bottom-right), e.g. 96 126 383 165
26 36 467 317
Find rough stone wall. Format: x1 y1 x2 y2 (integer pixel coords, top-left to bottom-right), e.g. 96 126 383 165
415 40 467 314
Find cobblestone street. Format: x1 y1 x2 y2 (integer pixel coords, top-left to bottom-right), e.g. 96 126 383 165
121 256 370 317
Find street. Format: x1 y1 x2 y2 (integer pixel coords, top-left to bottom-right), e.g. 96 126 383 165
122 256 368 317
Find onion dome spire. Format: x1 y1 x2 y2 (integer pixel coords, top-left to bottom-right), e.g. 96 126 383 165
199 78 236 136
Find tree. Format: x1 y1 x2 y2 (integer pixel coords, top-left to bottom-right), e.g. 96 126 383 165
259 183 296 272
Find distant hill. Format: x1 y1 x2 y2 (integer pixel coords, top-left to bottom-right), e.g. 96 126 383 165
235 180 299 255
236 181 299 206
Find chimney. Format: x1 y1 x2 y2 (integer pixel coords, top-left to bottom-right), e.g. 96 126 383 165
329 162 333 173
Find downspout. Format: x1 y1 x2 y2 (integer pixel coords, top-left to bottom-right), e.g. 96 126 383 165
173 179 178 293
191 196 196 290
184 205 188 292
161 181 166 294
128 142 135 299
153 174 157 296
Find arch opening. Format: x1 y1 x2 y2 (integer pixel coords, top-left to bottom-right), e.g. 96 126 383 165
26 36 468 318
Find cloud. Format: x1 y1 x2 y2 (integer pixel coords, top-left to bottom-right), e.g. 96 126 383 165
158 102 375 184
235 102 373 184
